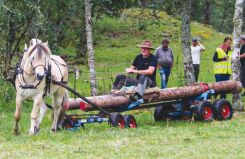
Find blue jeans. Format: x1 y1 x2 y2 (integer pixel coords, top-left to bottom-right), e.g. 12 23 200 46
215 74 230 82
159 67 171 89
215 74 230 99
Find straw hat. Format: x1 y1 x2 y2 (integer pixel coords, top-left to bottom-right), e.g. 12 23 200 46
136 40 154 50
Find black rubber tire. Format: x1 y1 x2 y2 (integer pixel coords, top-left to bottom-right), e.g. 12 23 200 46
108 113 125 129
213 99 233 121
194 101 214 122
123 115 137 128
154 105 175 121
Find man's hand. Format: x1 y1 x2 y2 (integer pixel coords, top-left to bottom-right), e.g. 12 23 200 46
240 53 245 58
198 41 205 51
223 56 229 61
126 68 135 74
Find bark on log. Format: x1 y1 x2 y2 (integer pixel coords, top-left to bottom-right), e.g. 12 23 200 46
68 80 242 111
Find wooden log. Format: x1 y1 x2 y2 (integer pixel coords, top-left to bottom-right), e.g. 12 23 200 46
68 80 242 111
208 80 242 93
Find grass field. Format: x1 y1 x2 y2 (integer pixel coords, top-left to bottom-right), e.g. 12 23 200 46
1 109 245 159
0 9 245 159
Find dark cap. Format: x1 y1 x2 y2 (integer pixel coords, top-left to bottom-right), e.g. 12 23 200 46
192 37 198 42
162 38 169 43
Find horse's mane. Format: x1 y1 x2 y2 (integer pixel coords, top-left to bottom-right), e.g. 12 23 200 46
28 42 52 60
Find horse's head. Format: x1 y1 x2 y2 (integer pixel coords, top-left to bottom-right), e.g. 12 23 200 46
24 39 52 81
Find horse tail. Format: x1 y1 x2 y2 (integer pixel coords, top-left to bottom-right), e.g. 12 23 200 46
62 90 69 110
57 90 69 129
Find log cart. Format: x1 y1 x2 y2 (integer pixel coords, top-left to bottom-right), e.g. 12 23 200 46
55 80 242 130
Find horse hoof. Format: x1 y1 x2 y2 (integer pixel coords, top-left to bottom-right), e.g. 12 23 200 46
29 130 38 135
28 130 35 135
13 129 21 135
34 126 40 134
50 128 57 133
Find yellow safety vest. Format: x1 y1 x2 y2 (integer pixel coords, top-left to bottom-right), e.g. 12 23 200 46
214 48 232 75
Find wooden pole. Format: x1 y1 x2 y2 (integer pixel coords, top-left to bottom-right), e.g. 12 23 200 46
68 80 242 111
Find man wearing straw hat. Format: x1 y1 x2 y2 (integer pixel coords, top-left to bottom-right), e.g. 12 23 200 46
113 40 157 102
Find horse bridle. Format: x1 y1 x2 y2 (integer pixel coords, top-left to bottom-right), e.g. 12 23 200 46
30 57 49 81
16 46 51 89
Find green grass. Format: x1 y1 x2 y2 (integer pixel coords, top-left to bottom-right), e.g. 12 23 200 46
1 8 245 158
1 106 245 158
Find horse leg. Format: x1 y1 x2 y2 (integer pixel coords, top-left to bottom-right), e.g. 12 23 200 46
36 102 47 132
29 95 42 135
51 94 63 132
13 95 22 135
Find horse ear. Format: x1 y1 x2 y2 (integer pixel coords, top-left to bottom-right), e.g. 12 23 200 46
44 41 48 46
24 43 28 52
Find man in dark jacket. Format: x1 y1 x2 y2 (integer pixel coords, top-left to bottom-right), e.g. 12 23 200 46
113 40 157 102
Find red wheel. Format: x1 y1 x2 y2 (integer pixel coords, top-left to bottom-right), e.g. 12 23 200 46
214 99 233 120
194 101 214 121
123 115 137 128
203 106 213 120
109 113 125 129
117 117 125 128
221 105 231 119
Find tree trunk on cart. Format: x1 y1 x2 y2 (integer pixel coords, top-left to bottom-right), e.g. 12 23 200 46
68 81 242 111
181 0 196 85
85 0 97 96
232 0 244 111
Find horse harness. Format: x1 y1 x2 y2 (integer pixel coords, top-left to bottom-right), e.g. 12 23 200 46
15 56 67 98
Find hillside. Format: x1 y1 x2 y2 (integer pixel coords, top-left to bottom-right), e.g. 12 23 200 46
60 8 230 96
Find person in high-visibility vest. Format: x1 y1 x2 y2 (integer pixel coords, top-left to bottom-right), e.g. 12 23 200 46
213 37 232 99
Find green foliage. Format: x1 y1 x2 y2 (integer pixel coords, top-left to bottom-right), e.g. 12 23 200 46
130 0 237 34
0 79 15 103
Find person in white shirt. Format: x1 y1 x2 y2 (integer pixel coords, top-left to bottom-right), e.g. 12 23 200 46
191 37 205 82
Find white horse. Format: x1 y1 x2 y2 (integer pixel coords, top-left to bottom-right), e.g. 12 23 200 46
14 39 68 135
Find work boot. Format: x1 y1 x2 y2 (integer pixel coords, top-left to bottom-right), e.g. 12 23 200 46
129 92 143 103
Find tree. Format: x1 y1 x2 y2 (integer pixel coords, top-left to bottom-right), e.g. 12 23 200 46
181 0 195 85
85 0 97 96
232 0 244 111
203 0 210 25
0 0 43 79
